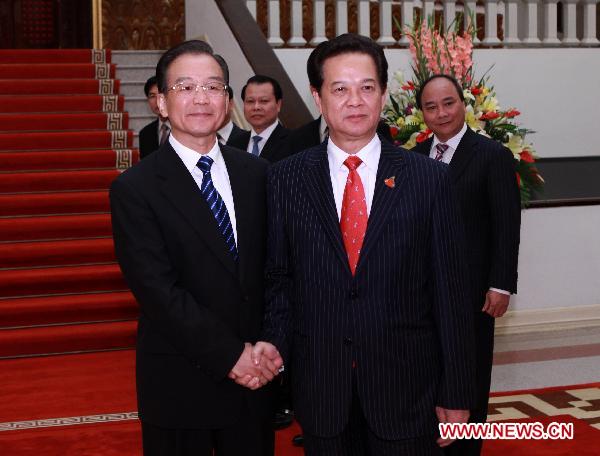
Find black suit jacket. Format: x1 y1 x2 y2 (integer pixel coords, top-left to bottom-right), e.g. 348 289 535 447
287 116 394 155
262 138 475 439
413 127 521 305
225 123 249 148
110 142 272 429
228 123 292 163
138 119 160 159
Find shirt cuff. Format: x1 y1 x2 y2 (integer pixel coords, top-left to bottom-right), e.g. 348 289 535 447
489 287 510 295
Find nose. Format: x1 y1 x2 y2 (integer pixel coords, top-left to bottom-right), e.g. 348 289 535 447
192 86 209 104
347 87 363 107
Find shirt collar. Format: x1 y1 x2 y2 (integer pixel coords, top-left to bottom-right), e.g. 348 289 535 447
319 116 328 142
169 133 222 174
218 120 234 141
432 123 467 151
328 134 381 174
250 119 279 142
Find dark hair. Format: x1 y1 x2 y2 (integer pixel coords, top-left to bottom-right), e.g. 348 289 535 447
241 75 283 101
307 33 388 93
143 76 157 97
156 40 228 93
226 85 234 100
416 74 465 109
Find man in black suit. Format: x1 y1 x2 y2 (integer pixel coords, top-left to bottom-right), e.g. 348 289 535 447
138 76 170 159
413 74 521 456
110 40 282 456
227 75 292 163
217 86 249 147
252 34 475 455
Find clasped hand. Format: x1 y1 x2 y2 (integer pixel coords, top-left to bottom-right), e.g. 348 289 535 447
228 342 283 390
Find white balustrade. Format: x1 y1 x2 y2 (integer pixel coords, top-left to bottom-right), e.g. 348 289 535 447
288 0 306 46
244 1 599 48
542 0 561 45
267 0 284 46
378 0 396 45
310 0 327 45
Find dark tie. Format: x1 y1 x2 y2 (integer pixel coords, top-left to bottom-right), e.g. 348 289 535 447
196 155 238 261
340 156 367 275
251 135 262 156
434 143 449 161
159 123 170 145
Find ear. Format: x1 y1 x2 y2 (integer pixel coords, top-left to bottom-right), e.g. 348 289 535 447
157 93 168 119
275 98 282 113
311 87 323 114
380 86 388 108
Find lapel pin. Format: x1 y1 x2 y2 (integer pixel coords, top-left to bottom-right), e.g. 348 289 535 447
384 176 396 188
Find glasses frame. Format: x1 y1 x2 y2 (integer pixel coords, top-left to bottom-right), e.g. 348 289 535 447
167 81 229 98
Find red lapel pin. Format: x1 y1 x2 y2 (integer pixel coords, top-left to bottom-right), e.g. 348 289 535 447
384 176 395 188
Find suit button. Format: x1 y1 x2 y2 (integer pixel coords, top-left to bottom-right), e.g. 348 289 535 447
344 337 353 346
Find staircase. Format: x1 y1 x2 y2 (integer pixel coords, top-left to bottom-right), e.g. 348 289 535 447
0 49 139 358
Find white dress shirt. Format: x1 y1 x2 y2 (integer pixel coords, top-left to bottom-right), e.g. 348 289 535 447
429 123 509 296
428 123 467 164
169 134 238 245
247 119 279 155
327 135 381 220
217 120 233 144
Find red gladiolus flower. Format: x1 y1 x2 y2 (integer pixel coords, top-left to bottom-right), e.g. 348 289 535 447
516 172 521 187
390 126 399 138
416 129 432 143
471 86 483 95
505 109 520 118
480 111 500 120
402 81 416 91
520 150 534 163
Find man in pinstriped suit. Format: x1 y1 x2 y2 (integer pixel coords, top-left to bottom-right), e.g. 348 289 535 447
253 34 475 455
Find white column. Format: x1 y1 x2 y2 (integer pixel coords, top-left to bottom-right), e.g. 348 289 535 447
336 0 348 36
288 0 306 46
503 0 521 45
581 0 600 45
246 1 257 21
542 0 561 45
482 0 501 45
358 0 371 38
311 0 327 45
464 0 481 44
378 0 396 44
398 1 414 46
267 0 284 46
561 0 580 45
443 1 457 31
522 0 541 45
422 0 436 23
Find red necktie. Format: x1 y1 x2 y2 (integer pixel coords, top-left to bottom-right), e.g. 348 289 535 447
434 143 449 161
340 156 368 275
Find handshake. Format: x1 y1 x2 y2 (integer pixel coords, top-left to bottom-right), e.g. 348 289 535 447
228 341 284 390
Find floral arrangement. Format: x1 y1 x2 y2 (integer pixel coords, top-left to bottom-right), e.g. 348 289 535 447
384 17 544 207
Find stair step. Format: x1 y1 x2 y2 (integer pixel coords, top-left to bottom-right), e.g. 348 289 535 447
0 213 112 241
0 94 125 114
0 263 127 298
0 79 120 96
0 112 128 132
0 320 136 358
0 169 121 193
0 291 138 328
0 63 116 80
0 130 133 151
0 149 138 172
0 191 109 216
0 49 111 64
0 238 115 268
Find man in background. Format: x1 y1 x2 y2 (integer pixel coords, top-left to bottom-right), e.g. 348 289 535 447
217 86 249 147
138 76 170 159
228 75 292 163
413 74 521 456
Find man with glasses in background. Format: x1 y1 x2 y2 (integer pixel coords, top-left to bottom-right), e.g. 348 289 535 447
110 40 282 456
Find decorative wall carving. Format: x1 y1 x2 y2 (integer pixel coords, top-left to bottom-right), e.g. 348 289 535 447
102 0 184 50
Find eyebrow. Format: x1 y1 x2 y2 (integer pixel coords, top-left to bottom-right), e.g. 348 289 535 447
330 78 377 85
172 76 225 84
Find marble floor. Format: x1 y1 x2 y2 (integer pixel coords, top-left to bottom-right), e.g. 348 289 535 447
491 326 600 392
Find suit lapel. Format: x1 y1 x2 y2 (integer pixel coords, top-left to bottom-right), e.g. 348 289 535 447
261 123 286 162
357 143 407 273
156 144 238 279
448 127 478 183
301 145 350 274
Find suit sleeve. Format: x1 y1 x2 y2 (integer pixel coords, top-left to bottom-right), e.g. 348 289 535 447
261 167 293 362
110 177 244 381
430 168 476 409
487 146 521 293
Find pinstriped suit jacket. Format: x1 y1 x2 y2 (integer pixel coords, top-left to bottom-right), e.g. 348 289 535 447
263 138 476 440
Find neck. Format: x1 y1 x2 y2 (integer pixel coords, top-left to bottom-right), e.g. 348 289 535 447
329 132 375 154
172 132 217 154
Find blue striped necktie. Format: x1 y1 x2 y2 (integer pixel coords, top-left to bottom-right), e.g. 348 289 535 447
196 155 238 261
251 135 262 156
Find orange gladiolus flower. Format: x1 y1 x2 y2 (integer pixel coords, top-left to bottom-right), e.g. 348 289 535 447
416 129 432 143
505 109 520 118
402 81 416 91
390 126 399 138
520 150 534 163
480 111 500 120
471 86 483 95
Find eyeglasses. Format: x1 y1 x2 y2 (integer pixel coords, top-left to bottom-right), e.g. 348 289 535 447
168 81 228 98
